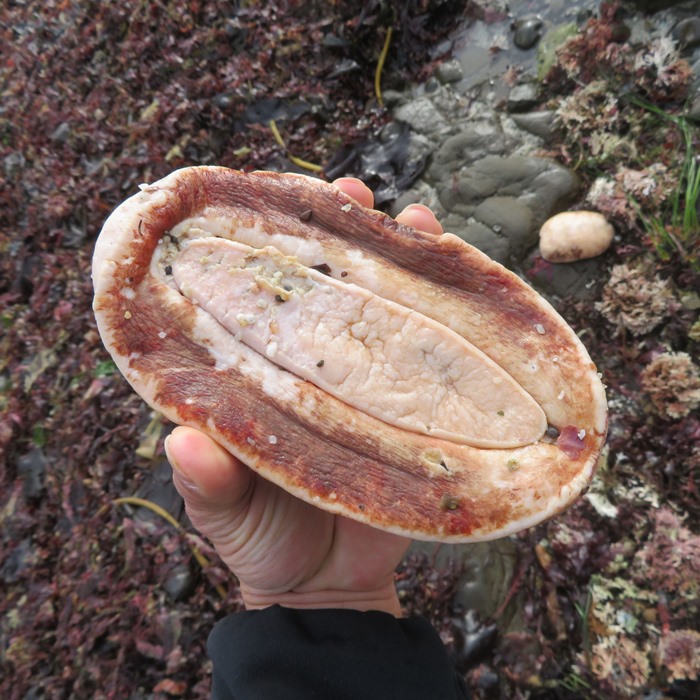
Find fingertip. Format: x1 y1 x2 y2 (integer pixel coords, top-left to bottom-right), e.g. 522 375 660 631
165 426 251 504
395 203 443 235
332 177 374 209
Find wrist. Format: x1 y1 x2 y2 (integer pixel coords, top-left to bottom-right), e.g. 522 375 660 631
239 582 403 617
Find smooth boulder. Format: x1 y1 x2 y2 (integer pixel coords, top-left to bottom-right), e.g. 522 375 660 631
539 211 614 263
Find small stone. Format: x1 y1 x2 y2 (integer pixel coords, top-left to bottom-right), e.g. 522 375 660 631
686 94 700 122
506 83 539 113
18 448 47 500
394 96 448 135
435 58 463 84
511 111 561 142
672 17 700 49
50 122 71 143
512 16 544 50
539 211 614 263
163 563 195 601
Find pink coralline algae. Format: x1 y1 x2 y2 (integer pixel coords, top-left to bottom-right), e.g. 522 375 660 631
596 263 672 335
641 351 700 419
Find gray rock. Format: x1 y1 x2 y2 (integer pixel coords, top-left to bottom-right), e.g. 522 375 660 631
435 58 464 84
381 89 406 109
511 110 561 142
18 448 46 500
687 93 700 121
428 126 506 182
519 165 580 228
390 181 444 219
473 196 536 258
524 250 605 300
409 538 524 631
672 17 700 48
1 538 36 584
438 156 577 217
629 0 692 11
512 16 544 50
507 83 539 113
164 562 196 601
432 155 578 264
452 219 512 265
135 454 184 524
394 96 448 136
50 122 71 143
4 151 26 178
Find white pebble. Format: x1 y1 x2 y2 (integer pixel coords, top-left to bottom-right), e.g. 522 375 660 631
341 203 352 212
539 211 614 263
535 323 545 334
268 435 278 444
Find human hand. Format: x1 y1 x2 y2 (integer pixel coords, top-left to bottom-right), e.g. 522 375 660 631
164 178 443 617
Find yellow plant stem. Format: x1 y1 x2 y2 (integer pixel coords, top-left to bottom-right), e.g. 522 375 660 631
375 27 393 107
268 120 323 172
111 496 228 600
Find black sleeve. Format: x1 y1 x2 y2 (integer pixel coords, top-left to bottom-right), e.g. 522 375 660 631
207 605 469 699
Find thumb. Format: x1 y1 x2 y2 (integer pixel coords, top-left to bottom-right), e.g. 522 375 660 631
164 426 253 532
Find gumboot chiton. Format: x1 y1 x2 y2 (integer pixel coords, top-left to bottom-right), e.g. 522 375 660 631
92 166 608 542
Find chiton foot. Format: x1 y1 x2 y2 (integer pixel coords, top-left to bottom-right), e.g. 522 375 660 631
92 166 607 542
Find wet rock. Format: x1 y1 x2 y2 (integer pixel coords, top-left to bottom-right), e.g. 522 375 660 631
435 58 464 84
506 83 539 113
451 218 512 265
629 0 692 11
511 110 561 142
536 23 578 80
437 155 577 225
394 96 449 135
409 538 523 630
135 454 184 524
163 562 195 601
405 152 580 265
672 17 700 48
242 97 310 125
472 196 535 259
50 122 71 143
428 124 505 177
686 93 700 122
4 151 26 178
452 609 499 668
326 58 361 79
539 211 614 263
1 538 36 584
512 16 544 50
525 251 605 300
17 447 47 500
